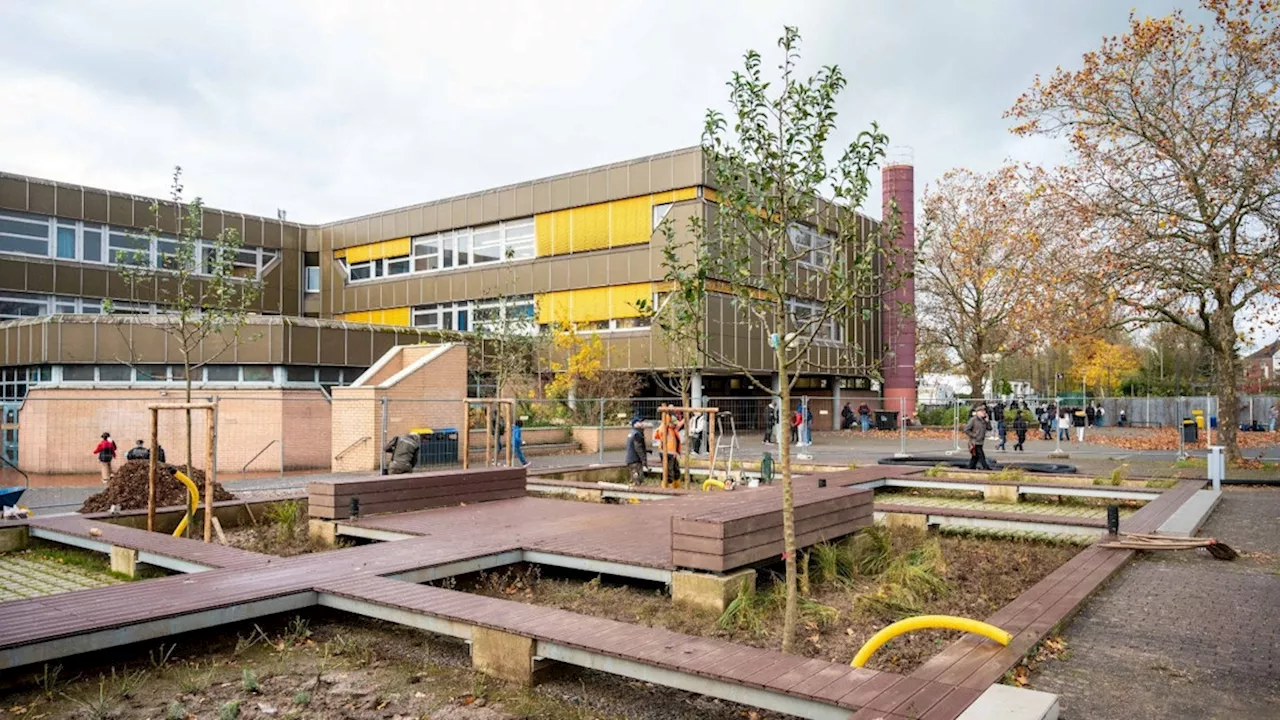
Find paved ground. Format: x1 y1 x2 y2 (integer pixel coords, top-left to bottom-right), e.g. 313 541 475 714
1031 488 1280 719
0 551 122 600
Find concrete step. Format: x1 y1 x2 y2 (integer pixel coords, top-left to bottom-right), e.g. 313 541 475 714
1157 489 1222 537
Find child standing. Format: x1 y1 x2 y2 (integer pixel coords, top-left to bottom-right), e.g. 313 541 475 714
93 432 117 483
512 419 528 468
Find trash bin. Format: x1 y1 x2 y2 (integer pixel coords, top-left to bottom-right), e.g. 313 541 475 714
1181 418 1198 443
875 410 899 431
1209 416 1218 430
417 428 459 466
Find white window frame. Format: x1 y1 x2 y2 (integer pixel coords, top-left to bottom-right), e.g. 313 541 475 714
304 265 321 293
345 217 537 285
787 298 843 345
789 224 834 270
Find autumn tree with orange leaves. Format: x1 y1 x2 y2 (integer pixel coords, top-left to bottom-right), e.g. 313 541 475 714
917 165 1076 397
1008 0 1280 464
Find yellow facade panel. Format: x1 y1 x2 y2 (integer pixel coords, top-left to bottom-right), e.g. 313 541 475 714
342 237 411 264
337 307 411 326
535 214 555 257
610 196 652 248
536 283 651 325
380 307 411 327
572 204 610 253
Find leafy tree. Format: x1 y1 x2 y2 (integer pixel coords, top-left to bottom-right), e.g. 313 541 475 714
917 165 1083 395
635 217 708 486
1008 0 1280 463
692 27 907 652
466 253 545 399
1066 337 1143 397
113 167 263 471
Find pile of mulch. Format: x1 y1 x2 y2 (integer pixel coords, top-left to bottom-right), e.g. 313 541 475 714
78 460 237 513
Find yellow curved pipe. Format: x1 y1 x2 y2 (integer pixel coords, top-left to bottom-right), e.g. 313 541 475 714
702 478 726 492
172 470 199 538
851 615 1012 668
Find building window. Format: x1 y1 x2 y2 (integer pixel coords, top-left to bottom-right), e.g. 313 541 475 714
82 229 103 262
347 217 536 285
0 212 50 255
0 292 49 320
652 203 673 229
787 299 843 345
304 252 320 293
286 366 317 383
242 366 273 382
56 226 76 259
135 366 168 381
97 365 131 382
204 365 239 382
62 366 95 382
108 231 150 266
789 224 833 269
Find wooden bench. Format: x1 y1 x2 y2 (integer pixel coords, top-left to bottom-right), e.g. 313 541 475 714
671 485 873 573
308 467 525 520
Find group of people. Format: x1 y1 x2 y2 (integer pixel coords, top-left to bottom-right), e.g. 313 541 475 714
92 432 167 483
1030 401 1106 444
382 417 531 475
762 403 814 445
962 401 1035 469
840 402 874 432
623 411 714 485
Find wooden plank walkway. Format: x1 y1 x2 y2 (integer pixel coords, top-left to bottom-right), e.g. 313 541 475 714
1 469 1206 720
908 479 1205 691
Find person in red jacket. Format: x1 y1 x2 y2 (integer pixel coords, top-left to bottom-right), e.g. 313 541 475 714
92 432 117 483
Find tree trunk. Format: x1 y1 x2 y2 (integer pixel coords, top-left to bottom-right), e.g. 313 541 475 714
184 360 194 475
777 353 797 654
1211 334 1242 466
965 368 986 401
680 382 692 488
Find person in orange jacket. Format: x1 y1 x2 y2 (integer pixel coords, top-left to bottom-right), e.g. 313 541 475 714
653 414 685 483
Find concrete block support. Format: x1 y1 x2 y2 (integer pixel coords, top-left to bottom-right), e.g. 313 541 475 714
882 512 928 531
308 519 338 545
472 626 538 685
984 484 1021 504
0 525 29 552
109 546 138 577
671 568 756 613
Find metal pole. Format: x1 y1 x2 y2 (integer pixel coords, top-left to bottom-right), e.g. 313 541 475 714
895 395 908 458
148 407 158 532
378 396 389 475
1177 396 1186 459
279 420 285 480
1206 393 1213 447
1054 395 1063 455
597 398 605 465
203 404 216 543
951 395 960 453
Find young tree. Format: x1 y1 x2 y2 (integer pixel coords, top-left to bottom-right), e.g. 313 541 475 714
917 165 1079 395
635 218 708 485
695 27 906 652
114 167 263 471
467 254 545 399
1008 0 1280 463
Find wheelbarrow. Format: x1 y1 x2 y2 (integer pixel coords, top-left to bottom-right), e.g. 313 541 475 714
0 486 24 508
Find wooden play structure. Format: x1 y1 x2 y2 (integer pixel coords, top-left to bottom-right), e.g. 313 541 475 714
656 405 718 489
146 402 217 542
460 398 515 469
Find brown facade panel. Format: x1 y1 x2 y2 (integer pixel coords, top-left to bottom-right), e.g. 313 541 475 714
243 216 263 246
52 265 80 295
628 163 650 196
131 198 155 228
587 170 608 205
649 156 674 193
607 166 629 199
55 186 82 219
28 183 55 215
154 202 178 234
286 324 319 365
568 173 590 207
25 262 53 292
108 195 133 226
671 150 702 188
0 261 23 292
80 268 108 297
550 178 571 209
532 181 552 214
513 185 533 216
0 177 26 211
318 330 347 365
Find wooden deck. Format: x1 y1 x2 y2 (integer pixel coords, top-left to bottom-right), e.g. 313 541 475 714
0 467 1207 719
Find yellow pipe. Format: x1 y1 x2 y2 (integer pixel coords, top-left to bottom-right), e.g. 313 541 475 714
702 478 726 492
172 470 199 538
851 615 1012 668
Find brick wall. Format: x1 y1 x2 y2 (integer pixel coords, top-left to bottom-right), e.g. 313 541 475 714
18 387 331 475
330 343 468 472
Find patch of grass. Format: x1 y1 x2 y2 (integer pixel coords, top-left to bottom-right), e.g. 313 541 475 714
1144 478 1178 489
857 537 951 619
849 526 893 576
61 667 149 720
923 463 948 478
219 700 241 720
1173 457 1206 469
166 700 188 720
717 578 837 636
991 467 1026 483
33 663 67 699
936 525 1092 546
241 667 260 693
22 541 167 581
292 690 312 706
149 642 178 670
176 662 215 694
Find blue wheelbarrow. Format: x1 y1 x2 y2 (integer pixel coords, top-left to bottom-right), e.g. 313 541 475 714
0 486 24 508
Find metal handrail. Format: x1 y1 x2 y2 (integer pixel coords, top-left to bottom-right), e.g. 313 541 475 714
241 439 279 481
0 453 29 489
335 435 371 462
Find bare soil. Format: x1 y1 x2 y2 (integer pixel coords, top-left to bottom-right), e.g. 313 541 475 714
79 461 236 513
454 529 1081 674
0 610 797 720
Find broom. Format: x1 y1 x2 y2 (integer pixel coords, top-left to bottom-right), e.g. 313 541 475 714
1098 531 1238 560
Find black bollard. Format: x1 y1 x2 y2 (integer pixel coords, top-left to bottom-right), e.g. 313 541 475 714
1106 504 1119 535
350 497 360 520
818 478 827 488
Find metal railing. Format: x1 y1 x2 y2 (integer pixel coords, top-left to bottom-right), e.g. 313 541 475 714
241 439 278 481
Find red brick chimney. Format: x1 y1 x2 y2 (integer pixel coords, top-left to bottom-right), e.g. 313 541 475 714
881 160 917 419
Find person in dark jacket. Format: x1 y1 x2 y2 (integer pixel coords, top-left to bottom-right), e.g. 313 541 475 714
840 403 855 430
126 440 150 461
858 402 872 432
624 416 649 485
1085 404 1097 428
1013 412 1029 451
763 403 778 444
964 406 993 470
383 433 420 475
93 432 117 483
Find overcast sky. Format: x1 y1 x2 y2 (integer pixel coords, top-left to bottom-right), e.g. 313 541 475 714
0 0 1187 223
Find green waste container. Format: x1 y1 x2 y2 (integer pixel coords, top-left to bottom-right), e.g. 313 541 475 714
417 428 460 466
